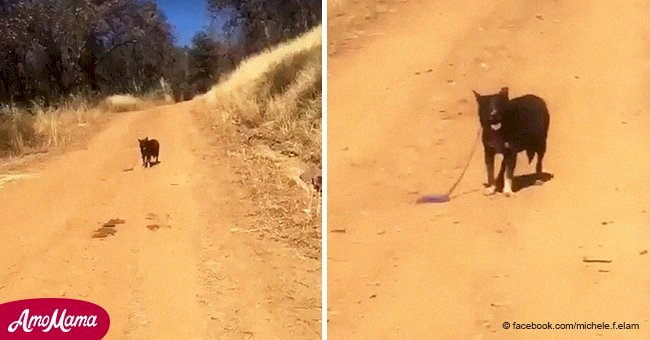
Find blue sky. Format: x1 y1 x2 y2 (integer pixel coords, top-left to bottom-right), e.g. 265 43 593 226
156 0 212 47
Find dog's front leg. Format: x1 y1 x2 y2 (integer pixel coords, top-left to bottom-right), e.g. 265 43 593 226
503 151 516 197
484 147 496 195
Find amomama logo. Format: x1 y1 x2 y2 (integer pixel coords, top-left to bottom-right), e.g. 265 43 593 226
0 298 110 339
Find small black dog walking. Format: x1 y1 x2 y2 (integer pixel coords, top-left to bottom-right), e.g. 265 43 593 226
138 137 160 168
473 87 550 197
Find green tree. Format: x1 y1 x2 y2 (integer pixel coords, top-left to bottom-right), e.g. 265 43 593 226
188 31 220 94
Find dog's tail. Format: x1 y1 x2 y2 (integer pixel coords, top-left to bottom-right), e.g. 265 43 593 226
526 149 535 163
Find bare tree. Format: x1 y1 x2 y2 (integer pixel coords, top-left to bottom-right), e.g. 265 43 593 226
207 0 321 55
0 0 180 106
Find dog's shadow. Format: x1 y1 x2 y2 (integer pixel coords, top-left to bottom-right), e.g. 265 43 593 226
146 160 161 167
513 172 554 192
486 172 554 193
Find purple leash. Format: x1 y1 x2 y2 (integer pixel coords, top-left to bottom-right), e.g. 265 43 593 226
416 128 481 204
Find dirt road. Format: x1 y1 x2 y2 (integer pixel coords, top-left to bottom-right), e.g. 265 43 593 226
328 1 650 338
0 100 320 339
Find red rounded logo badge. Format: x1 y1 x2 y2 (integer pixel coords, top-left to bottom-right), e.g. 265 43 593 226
0 298 110 339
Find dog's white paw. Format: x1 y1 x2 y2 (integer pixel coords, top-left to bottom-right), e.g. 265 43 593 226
484 186 497 196
503 190 515 197
534 179 544 186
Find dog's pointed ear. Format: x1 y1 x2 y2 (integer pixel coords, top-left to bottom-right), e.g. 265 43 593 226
500 87 509 97
144 137 148 141
472 90 481 100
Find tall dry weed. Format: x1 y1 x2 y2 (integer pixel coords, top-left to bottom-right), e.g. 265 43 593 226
203 25 322 165
200 25 323 256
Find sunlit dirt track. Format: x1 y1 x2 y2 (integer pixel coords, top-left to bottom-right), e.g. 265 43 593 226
0 100 320 339
328 1 650 338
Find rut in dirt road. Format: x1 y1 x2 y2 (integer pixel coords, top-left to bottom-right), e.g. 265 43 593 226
328 1 650 339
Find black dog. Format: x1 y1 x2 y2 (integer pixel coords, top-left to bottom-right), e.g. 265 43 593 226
473 87 550 196
137 137 160 168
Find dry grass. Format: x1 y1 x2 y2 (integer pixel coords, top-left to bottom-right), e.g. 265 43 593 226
0 79 174 158
101 94 147 113
224 140 321 259
0 96 102 157
102 79 174 112
202 25 322 165
201 25 322 257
